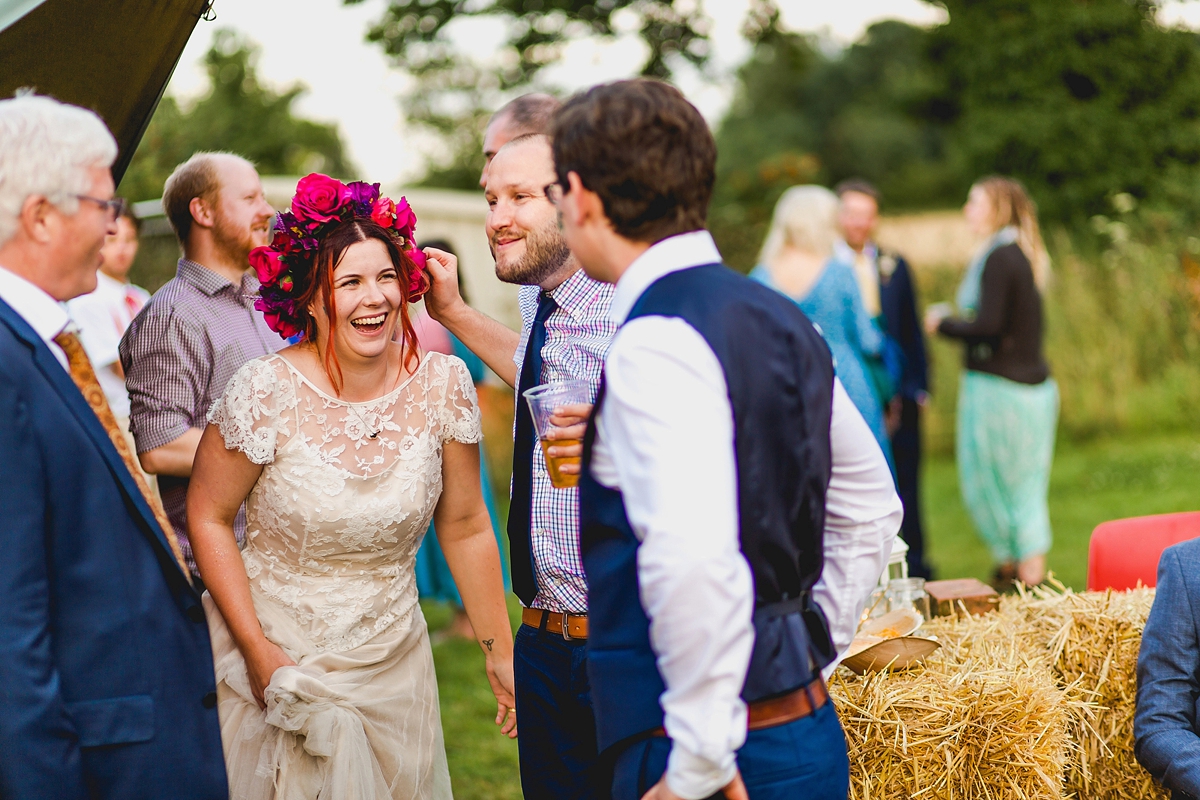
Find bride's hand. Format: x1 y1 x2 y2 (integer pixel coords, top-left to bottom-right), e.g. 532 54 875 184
485 655 518 738
244 638 297 710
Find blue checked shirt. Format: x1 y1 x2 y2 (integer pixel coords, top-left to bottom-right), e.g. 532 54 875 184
513 268 616 613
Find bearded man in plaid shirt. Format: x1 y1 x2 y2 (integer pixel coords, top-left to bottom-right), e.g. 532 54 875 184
424 129 614 799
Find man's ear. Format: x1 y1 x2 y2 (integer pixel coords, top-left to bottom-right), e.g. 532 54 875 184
566 171 605 228
20 195 55 244
189 196 215 230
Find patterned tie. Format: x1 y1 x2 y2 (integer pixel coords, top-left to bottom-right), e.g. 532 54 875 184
54 329 191 579
507 291 558 605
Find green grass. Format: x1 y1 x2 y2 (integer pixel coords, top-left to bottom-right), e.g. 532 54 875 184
430 431 1200 798
425 595 523 800
923 431 1200 589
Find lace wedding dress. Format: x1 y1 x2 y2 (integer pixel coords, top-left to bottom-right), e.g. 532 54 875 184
202 351 482 800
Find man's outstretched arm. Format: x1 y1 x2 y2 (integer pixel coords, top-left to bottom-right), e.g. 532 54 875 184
423 248 520 388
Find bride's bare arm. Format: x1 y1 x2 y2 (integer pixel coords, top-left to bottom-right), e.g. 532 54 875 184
187 424 295 709
434 439 518 738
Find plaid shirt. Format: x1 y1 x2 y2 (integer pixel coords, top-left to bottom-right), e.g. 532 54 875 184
514 269 616 613
119 259 284 572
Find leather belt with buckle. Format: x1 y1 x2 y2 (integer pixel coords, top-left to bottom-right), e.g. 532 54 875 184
651 677 828 737
522 607 588 640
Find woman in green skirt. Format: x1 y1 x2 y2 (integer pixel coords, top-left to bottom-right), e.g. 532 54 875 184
926 176 1057 588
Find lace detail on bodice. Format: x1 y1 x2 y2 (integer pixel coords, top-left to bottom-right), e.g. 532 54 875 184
207 351 482 652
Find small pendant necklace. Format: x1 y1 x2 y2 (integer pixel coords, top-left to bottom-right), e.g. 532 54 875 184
348 404 380 439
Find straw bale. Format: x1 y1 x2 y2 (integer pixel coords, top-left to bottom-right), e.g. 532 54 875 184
1002 584 1166 800
830 627 1076 800
833 581 1168 800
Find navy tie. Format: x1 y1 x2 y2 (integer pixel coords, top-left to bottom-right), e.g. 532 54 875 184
508 291 558 605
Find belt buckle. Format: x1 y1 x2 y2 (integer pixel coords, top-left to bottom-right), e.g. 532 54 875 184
561 613 573 641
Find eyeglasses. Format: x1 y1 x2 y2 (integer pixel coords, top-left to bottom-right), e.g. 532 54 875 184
76 195 127 222
541 182 565 207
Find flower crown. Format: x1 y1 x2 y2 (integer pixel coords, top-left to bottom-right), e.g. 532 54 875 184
250 173 428 339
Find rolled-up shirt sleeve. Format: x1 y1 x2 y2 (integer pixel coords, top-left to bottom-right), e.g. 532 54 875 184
119 310 209 453
813 379 904 664
598 316 753 800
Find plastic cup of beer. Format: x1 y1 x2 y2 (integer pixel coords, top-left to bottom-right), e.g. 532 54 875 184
523 380 592 489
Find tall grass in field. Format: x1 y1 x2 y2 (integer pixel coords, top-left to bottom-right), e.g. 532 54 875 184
920 208 1200 455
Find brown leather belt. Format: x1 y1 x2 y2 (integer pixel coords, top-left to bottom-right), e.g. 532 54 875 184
522 607 589 640
652 677 829 736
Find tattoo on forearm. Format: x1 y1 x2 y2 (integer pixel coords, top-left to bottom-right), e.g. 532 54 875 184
482 638 494 651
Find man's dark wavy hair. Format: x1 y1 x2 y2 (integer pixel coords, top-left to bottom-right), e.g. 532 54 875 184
551 79 716 244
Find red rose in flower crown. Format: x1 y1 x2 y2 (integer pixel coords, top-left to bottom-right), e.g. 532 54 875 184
251 173 428 340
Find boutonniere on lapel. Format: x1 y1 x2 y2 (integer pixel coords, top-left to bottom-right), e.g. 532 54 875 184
878 253 898 283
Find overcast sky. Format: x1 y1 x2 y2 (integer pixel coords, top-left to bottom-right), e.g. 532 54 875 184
167 0 1200 188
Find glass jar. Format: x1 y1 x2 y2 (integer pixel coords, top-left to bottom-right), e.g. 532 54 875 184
886 577 931 622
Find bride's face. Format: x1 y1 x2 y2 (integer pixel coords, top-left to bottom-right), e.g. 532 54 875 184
312 238 405 363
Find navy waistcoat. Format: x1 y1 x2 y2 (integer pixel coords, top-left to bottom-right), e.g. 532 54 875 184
580 263 838 755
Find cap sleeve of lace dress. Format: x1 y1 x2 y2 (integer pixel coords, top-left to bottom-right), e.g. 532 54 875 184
435 354 483 444
206 355 296 465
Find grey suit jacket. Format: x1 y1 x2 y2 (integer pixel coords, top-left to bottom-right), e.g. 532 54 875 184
1136 538 1200 799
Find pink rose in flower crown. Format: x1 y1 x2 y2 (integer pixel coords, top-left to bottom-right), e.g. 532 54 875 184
291 173 352 224
249 246 287 285
371 196 396 229
406 247 429 299
394 196 416 240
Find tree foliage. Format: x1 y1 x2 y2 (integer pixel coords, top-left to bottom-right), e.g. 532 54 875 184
925 0 1200 223
345 0 711 188
119 30 355 202
711 0 1200 269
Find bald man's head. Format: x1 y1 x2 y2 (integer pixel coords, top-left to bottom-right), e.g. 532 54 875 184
480 93 560 189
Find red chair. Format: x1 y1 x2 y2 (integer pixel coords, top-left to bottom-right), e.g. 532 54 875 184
1087 511 1200 591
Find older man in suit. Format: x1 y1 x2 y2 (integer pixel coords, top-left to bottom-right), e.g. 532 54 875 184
0 94 227 799
1136 538 1200 799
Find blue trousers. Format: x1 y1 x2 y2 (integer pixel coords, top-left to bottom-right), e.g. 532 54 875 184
514 622 599 799
611 700 849 800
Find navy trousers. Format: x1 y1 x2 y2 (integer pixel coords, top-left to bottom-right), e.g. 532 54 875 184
611 701 849 800
893 396 932 579
514 622 599 799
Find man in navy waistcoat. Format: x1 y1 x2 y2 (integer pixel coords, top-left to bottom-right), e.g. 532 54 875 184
548 79 903 800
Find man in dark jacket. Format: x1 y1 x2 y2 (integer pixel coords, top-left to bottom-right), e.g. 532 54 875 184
835 178 933 579
0 93 227 799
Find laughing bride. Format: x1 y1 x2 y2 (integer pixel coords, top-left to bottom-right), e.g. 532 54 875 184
187 175 515 799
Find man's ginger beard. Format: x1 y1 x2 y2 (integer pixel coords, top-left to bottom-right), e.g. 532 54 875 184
210 201 260 266
491 218 570 286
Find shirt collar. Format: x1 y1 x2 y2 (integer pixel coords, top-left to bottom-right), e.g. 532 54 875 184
833 238 877 265
0 264 71 344
610 230 722 324
546 266 609 323
177 258 259 297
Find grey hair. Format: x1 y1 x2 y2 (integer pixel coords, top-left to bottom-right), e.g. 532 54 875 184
758 185 840 265
0 93 117 248
490 93 560 135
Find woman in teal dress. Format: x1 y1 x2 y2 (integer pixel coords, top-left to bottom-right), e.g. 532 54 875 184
751 185 893 468
925 177 1057 589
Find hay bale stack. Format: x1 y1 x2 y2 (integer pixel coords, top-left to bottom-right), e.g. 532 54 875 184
833 583 1167 800
1007 586 1165 800
831 629 1077 800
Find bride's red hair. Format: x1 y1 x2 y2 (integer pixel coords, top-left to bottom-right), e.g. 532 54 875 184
293 219 422 395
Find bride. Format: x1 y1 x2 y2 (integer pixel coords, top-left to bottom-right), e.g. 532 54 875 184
187 175 515 799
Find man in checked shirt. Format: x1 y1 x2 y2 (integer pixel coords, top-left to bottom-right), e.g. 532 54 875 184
120 153 282 582
424 132 615 798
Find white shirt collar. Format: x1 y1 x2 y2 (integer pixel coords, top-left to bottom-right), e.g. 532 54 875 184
0 264 71 345
833 238 876 265
610 230 723 324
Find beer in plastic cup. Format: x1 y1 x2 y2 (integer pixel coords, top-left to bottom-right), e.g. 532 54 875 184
523 380 592 489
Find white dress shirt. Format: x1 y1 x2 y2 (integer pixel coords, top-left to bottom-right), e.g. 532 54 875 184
0 264 71 370
66 272 149 418
590 231 902 800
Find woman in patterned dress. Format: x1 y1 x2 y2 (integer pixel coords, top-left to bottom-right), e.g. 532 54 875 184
187 196 516 799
